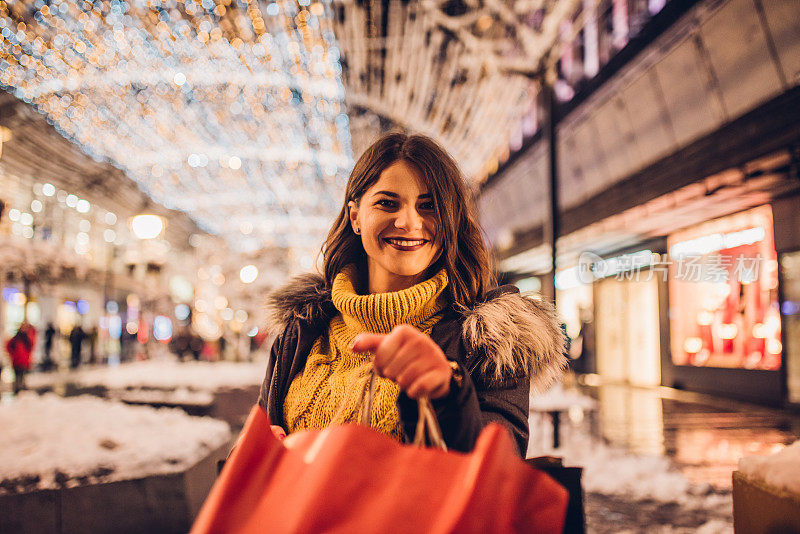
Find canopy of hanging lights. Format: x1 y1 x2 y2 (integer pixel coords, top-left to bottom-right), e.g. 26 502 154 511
1 0 579 271
0 0 352 258
332 0 580 182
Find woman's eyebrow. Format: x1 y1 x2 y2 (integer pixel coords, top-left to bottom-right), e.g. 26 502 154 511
372 191 432 199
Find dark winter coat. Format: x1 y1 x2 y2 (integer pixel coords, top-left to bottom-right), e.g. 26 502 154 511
257 273 567 455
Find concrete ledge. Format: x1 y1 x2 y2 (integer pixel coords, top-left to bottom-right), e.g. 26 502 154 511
32 383 258 423
0 441 230 534
733 471 800 534
209 385 260 429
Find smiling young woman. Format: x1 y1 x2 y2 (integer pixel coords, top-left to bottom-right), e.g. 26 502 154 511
347 160 439 293
325 134 493 308
258 133 567 454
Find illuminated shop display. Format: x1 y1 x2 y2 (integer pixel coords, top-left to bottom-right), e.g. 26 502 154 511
557 276 595 375
595 275 661 387
557 248 661 385
668 206 781 370
0 0 352 261
554 270 592 346
781 251 800 403
2 287 26 336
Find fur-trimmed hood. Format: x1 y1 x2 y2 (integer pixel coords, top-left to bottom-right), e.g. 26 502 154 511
267 274 567 393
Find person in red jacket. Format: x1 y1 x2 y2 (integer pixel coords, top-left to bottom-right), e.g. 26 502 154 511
6 322 35 394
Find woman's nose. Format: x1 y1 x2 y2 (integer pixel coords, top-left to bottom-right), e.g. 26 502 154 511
394 206 423 231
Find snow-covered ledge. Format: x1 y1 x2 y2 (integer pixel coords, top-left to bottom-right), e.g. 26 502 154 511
26 360 266 392
0 393 231 493
734 441 800 534
738 440 800 497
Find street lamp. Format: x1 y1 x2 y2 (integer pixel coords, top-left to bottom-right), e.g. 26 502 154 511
130 214 164 240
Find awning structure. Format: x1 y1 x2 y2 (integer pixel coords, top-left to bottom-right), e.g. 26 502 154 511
1 0 352 265
335 0 579 180
0 91 202 241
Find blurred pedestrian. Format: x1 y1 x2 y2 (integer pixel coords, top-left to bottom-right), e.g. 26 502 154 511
170 327 192 360
88 327 99 364
120 329 135 361
41 322 57 371
218 334 227 360
6 322 35 394
189 333 203 361
69 324 86 369
20 321 37 353
570 307 595 375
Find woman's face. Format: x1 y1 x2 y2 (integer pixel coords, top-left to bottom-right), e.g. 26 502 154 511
348 160 441 293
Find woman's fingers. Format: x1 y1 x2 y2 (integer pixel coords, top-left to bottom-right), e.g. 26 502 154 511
392 348 437 388
352 325 451 397
371 327 411 373
380 337 429 380
405 368 451 399
350 333 385 353
353 325 415 375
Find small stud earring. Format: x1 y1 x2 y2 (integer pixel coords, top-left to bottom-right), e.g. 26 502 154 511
354 227 360 234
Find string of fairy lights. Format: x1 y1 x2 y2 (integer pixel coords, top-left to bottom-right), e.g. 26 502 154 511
0 0 353 257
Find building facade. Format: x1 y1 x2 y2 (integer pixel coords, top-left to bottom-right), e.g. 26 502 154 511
479 0 800 406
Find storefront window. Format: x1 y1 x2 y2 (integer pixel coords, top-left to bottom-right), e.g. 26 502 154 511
557 284 594 343
668 206 781 370
514 276 542 295
781 250 800 403
57 301 80 334
2 287 26 337
595 275 661 386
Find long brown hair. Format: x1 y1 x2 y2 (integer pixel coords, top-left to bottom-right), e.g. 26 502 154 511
322 132 495 308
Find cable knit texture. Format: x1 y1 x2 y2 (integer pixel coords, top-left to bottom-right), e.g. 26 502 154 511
283 266 449 439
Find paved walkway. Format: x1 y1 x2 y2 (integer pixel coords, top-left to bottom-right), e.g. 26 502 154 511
572 381 800 532
580 382 800 490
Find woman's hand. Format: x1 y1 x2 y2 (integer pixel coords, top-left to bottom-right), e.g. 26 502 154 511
270 425 287 441
351 324 452 399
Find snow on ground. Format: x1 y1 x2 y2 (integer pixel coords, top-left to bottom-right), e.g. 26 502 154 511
528 384 732 531
25 359 266 392
0 392 231 493
107 387 215 406
609 520 733 534
738 439 800 495
530 383 597 411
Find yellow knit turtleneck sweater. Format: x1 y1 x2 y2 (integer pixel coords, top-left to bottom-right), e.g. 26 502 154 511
283 266 449 439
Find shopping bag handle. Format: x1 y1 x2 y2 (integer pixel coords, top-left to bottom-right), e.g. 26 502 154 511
412 396 447 451
360 369 377 426
332 364 447 451
363 367 447 451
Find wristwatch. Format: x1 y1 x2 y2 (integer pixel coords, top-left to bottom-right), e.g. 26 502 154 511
447 360 464 388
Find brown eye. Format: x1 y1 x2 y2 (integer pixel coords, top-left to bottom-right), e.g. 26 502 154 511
376 199 398 208
419 201 435 211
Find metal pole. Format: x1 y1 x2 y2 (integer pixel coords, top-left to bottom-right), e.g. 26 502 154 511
544 76 560 305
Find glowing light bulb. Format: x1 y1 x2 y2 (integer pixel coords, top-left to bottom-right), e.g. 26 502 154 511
683 337 703 354
240 265 258 284
720 324 738 340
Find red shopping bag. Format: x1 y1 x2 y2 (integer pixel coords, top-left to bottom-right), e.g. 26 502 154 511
192 403 568 533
